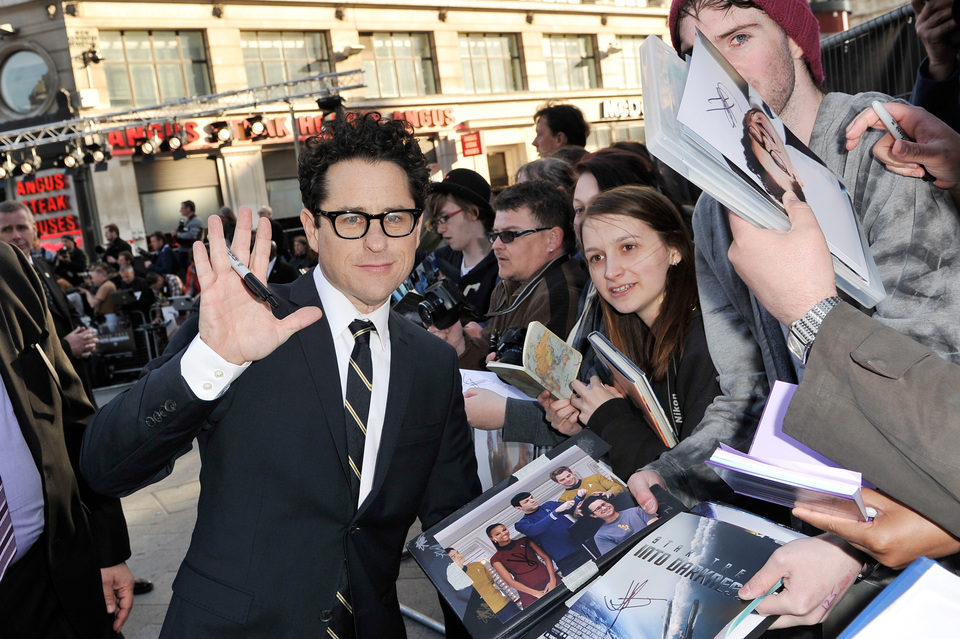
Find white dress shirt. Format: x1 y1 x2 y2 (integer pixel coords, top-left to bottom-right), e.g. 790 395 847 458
180 266 391 507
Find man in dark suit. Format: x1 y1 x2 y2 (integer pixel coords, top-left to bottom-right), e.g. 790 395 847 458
0 202 98 387
0 242 133 638
81 113 481 638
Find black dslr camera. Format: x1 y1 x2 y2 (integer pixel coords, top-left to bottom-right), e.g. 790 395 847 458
391 254 484 329
418 279 471 330
490 326 526 366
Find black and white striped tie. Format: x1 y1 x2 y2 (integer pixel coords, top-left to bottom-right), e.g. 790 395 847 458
343 319 374 505
0 477 17 582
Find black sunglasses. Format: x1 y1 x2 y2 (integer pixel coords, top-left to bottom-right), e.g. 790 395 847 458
487 227 551 244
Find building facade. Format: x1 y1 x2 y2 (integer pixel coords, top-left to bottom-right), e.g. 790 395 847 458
0 0 669 251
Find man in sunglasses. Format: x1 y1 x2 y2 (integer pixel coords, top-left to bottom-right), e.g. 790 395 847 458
81 113 480 639
434 179 586 370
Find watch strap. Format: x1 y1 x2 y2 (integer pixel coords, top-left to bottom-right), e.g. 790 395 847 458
787 296 841 364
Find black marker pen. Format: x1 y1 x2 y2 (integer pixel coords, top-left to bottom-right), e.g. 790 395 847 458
225 247 279 309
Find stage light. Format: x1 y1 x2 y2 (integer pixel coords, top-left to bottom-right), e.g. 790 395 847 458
210 121 233 144
0 154 14 179
59 145 84 169
84 142 112 164
19 149 41 175
245 115 267 140
163 130 188 160
138 133 161 155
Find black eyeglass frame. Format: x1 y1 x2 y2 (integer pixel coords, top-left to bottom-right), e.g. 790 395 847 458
486 226 552 245
314 208 423 239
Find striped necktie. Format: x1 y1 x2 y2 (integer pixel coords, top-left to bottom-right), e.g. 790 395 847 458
327 320 375 639
0 477 17 582
343 319 374 505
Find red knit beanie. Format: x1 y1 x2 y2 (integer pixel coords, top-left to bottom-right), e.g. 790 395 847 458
667 0 824 86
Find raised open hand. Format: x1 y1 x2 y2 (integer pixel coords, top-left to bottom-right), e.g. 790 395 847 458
195 208 323 365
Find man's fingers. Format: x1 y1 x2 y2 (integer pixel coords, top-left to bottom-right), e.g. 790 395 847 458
102 580 117 614
793 507 867 545
113 585 133 632
192 237 214 288
627 471 661 514
889 138 928 166
781 193 820 229
844 107 884 149
250 216 273 277
206 214 233 279
277 306 324 338
231 204 254 263
726 211 756 239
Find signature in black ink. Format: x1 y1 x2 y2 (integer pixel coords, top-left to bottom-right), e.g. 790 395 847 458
601 580 670 637
706 82 737 128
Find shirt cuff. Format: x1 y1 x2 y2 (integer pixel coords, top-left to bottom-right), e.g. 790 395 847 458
180 335 251 400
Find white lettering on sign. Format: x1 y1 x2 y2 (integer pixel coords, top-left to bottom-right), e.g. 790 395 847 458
601 98 644 120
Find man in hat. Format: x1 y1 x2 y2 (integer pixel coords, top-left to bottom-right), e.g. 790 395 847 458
424 168 499 314
626 0 960 519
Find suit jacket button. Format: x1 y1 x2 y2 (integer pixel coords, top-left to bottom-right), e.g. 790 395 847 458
319 609 332 623
349 525 360 534
164 399 177 412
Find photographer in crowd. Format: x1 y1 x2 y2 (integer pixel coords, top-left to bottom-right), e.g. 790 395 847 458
55 234 89 286
431 179 586 370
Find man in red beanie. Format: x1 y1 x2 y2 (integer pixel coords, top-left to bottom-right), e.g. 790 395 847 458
625 0 960 629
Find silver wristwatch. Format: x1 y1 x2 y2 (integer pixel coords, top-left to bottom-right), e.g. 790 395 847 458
787 296 841 364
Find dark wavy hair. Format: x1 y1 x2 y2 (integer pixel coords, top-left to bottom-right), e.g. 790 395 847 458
580 185 698 380
298 113 430 215
493 180 575 254
573 148 659 192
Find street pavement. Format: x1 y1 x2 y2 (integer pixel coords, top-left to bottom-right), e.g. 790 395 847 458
93 385 445 639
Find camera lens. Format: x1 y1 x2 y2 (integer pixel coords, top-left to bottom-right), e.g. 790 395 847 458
418 297 441 326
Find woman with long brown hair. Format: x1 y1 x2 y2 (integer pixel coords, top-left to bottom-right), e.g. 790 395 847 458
545 185 719 479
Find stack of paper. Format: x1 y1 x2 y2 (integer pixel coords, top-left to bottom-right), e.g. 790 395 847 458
706 382 871 521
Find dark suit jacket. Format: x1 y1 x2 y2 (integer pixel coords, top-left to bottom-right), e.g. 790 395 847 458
267 258 299 284
784 302 960 538
33 258 83 351
81 270 481 638
0 243 130 637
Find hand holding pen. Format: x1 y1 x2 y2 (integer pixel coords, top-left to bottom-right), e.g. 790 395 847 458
193 208 322 366
845 101 960 189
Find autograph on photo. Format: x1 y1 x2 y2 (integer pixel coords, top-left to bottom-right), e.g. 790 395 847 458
706 82 739 128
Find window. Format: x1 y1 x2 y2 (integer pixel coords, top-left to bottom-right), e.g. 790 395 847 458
542 35 599 91
0 46 58 117
241 31 332 93
458 33 523 94
359 32 437 98
100 31 211 108
615 35 645 89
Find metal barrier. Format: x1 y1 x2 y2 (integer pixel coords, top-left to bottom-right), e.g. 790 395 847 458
821 4 924 99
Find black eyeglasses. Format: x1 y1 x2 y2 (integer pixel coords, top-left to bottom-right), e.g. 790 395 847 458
487 227 551 244
315 208 422 239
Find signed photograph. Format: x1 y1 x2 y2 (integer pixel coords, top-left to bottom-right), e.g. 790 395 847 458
407 434 654 639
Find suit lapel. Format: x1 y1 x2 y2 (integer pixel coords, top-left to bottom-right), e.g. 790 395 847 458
288 274 353 490
357 312 413 518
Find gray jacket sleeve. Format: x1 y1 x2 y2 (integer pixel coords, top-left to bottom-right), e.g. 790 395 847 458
812 92 960 364
783 302 960 537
